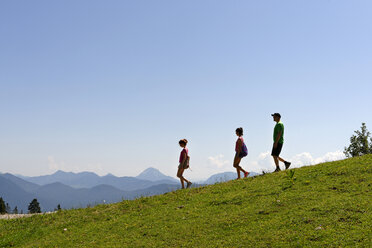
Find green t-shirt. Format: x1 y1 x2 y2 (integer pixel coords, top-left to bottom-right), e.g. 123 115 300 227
273 122 284 144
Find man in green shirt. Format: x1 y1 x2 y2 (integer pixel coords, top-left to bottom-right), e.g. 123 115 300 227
271 113 291 172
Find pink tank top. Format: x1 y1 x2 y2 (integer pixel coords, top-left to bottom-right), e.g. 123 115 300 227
179 148 188 163
235 137 244 152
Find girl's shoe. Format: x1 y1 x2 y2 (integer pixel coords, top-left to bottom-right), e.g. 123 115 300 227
244 172 249 178
186 182 192 188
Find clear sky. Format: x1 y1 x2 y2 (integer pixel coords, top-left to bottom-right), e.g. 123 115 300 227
1 1 371 180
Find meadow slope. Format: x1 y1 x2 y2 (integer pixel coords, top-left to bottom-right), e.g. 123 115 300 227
1 155 371 247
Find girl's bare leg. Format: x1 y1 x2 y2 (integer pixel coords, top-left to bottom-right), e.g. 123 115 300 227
180 178 185 188
235 166 247 179
236 167 241 179
234 155 246 179
177 168 185 188
239 166 247 174
182 177 190 184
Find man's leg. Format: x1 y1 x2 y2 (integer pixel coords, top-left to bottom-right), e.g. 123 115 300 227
278 157 286 163
272 143 290 170
273 156 280 171
278 156 291 169
271 143 280 171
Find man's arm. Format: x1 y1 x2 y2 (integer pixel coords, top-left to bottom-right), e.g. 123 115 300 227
274 131 282 148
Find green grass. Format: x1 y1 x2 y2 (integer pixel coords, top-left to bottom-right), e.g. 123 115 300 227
1 155 371 247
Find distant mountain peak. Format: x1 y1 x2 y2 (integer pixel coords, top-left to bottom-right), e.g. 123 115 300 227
139 167 161 174
53 170 73 175
136 167 177 182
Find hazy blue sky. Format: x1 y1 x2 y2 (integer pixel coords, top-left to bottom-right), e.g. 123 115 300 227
1 1 371 180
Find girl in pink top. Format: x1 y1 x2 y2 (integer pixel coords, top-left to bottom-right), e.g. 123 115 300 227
234 127 249 179
177 139 192 189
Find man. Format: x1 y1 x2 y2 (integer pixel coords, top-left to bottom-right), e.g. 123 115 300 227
271 113 291 172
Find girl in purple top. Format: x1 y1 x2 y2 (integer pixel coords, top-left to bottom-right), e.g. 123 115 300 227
234 127 249 179
177 139 192 189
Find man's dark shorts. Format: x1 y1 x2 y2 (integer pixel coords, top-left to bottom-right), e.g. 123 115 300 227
271 143 283 157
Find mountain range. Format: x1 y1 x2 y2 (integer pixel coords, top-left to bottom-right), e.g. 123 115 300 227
0 168 259 212
17 167 178 191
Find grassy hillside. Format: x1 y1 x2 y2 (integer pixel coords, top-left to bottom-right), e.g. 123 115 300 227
1 155 371 247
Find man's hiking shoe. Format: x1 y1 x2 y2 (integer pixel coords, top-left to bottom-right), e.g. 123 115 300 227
274 167 281 173
285 161 291 170
244 172 249 178
186 182 192 188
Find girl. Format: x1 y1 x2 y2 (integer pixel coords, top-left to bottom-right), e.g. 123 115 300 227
177 139 192 189
234 127 249 179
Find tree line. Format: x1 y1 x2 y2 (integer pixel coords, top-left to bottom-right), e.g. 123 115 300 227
0 197 62 214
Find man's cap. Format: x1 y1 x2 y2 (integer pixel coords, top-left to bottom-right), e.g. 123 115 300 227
271 113 281 118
